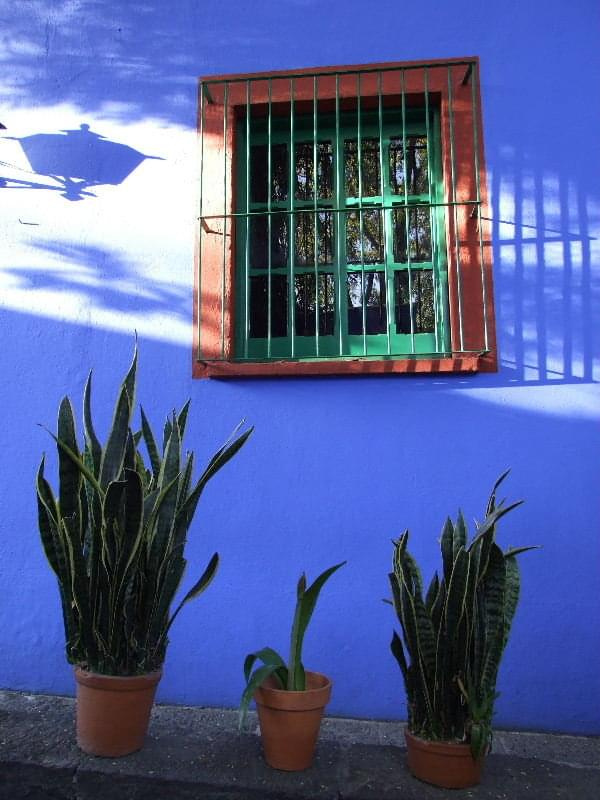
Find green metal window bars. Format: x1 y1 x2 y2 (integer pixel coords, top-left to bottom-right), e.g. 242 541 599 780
197 59 493 371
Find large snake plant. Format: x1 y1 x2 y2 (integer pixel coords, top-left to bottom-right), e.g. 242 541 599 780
36 348 252 676
389 472 537 759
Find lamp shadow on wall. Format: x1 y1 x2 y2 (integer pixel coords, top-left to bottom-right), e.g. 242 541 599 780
0 123 163 201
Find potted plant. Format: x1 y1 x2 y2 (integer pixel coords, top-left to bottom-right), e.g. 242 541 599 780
389 472 537 788
36 347 252 756
239 562 345 771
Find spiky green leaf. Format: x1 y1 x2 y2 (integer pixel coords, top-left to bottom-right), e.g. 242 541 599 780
503 545 540 559
502 555 520 651
425 572 440 614
122 345 138 418
243 647 287 685
444 547 470 641
440 517 455 586
390 630 409 686
480 544 507 699
453 512 467 561
239 663 283 731
99 380 132 489
287 561 345 690
140 406 161 481
175 425 253 531
41 426 104 497
36 459 62 578
156 553 220 654
486 469 510 517
57 397 81 522
177 399 191 440
83 371 102 477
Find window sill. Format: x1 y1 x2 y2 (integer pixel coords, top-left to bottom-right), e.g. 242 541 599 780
194 353 495 379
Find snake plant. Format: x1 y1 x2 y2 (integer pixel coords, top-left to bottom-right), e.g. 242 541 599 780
239 561 345 729
389 472 537 759
36 347 253 676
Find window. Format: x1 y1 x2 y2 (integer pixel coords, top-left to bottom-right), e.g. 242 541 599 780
195 59 497 377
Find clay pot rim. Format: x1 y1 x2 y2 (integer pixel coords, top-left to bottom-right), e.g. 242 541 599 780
260 670 331 695
405 729 483 759
74 667 162 692
255 670 332 712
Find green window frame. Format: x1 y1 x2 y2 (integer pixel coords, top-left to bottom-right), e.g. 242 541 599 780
235 105 450 361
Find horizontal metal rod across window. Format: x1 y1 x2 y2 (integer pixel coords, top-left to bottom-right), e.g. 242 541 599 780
200 199 482 222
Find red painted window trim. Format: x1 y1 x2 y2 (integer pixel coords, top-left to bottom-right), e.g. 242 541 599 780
193 57 497 379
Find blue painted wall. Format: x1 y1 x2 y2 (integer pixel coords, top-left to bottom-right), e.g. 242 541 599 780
1 0 598 735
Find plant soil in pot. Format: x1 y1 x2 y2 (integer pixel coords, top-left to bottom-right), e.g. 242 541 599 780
405 730 483 789
255 671 331 771
75 669 162 757
239 562 345 771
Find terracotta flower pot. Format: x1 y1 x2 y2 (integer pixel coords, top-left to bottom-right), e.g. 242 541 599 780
405 730 484 788
254 671 332 771
74 668 162 757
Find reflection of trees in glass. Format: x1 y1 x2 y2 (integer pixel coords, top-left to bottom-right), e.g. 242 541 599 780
393 207 432 262
250 144 289 202
294 273 335 335
394 270 435 333
249 274 288 337
344 138 380 197
347 271 387 334
389 136 428 195
250 213 289 268
294 211 333 265
295 142 333 200
346 209 383 263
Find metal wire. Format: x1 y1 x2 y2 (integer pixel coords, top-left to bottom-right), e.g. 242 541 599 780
197 80 205 360
447 65 465 351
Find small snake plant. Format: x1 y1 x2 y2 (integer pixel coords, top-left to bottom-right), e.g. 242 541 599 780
389 472 537 759
36 346 252 675
239 561 345 729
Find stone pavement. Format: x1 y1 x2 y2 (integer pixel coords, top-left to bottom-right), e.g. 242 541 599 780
1 690 598 799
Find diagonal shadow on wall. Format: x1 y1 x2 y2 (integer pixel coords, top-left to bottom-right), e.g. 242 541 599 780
1 241 190 330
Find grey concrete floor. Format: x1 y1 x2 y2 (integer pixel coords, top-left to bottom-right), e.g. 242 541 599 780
1 690 598 799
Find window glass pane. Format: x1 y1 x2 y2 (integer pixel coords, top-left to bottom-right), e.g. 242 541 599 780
249 274 288 338
389 136 429 195
294 211 334 266
346 209 383 264
294 142 333 200
344 138 380 197
250 143 288 202
394 270 435 333
347 271 387 334
392 207 432 262
250 213 289 269
294 273 335 336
